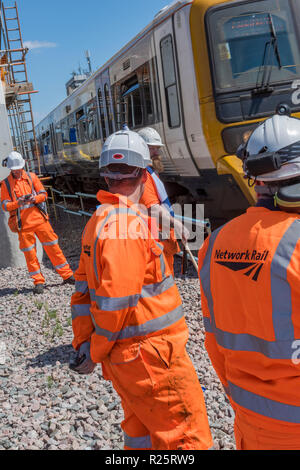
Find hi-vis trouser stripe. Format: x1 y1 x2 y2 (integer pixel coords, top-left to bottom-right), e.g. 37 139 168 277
55 262 68 271
124 431 152 449
42 239 59 247
200 220 300 422
71 303 91 320
21 243 36 253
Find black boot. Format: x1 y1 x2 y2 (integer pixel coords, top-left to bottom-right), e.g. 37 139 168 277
34 284 44 294
63 275 75 285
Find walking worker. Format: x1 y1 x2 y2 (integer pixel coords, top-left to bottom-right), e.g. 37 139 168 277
70 129 213 450
1 151 74 294
198 112 300 450
137 127 188 275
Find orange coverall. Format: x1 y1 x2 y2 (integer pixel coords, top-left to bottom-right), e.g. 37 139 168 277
1 171 73 285
198 204 300 450
71 190 212 450
139 171 179 275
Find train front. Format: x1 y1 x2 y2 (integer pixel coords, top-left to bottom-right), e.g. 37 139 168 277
191 0 300 205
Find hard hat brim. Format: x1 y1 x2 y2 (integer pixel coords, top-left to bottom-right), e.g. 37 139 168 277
10 164 24 170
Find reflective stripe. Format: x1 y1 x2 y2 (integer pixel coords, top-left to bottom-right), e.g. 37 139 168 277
90 288 96 302
204 316 299 359
124 432 152 449
20 203 35 210
38 190 47 194
96 294 140 311
55 262 67 270
271 220 300 340
29 269 41 276
203 316 213 333
91 304 183 341
141 275 174 298
75 280 88 294
21 243 36 253
71 304 91 319
90 276 174 308
42 239 58 247
2 200 9 211
229 381 300 424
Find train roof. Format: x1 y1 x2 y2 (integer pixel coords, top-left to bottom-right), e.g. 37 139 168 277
36 0 193 129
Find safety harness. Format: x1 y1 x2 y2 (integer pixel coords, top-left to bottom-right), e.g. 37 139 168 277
146 166 174 216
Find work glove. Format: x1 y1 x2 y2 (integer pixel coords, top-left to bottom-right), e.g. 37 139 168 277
69 341 96 375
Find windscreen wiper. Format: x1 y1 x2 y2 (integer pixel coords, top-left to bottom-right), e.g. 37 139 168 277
254 13 282 94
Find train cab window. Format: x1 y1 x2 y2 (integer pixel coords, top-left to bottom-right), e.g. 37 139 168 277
98 89 107 141
104 84 114 135
206 0 300 92
160 35 180 128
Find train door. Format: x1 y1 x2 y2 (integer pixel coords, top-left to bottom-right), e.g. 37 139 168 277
95 69 115 142
154 16 199 176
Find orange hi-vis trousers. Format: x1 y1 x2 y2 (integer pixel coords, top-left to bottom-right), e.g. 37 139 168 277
234 413 300 450
18 220 73 285
102 333 213 450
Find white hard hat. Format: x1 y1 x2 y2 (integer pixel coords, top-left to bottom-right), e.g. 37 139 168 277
6 151 25 170
243 114 300 182
99 130 151 171
137 127 164 147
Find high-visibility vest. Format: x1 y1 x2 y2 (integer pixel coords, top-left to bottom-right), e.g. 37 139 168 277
198 206 300 430
1 172 48 230
71 190 186 362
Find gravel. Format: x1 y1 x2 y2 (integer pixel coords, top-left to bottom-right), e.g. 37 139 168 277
0 212 235 450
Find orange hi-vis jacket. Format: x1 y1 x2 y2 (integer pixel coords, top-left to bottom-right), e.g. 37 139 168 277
1 170 48 230
71 190 185 360
198 206 300 434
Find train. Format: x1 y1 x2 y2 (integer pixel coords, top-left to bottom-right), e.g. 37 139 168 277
35 0 300 223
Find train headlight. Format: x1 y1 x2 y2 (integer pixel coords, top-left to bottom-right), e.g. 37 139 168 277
222 123 258 155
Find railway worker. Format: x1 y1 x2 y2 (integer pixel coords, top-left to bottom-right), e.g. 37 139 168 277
137 127 189 275
198 112 300 450
70 128 213 450
1 151 75 294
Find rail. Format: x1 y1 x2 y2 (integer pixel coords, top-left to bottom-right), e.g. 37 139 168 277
44 186 210 273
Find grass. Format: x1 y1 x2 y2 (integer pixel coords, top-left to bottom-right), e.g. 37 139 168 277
46 375 54 389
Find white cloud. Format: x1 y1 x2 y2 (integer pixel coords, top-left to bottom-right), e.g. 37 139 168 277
23 40 57 50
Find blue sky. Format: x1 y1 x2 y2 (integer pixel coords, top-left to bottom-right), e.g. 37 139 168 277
16 0 170 124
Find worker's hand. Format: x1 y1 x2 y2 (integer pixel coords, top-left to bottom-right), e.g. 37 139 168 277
25 194 36 204
69 341 96 375
174 219 190 244
17 196 27 207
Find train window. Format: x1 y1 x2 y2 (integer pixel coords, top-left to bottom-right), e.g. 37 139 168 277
61 119 70 144
104 84 114 134
76 107 88 144
55 123 63 152
207 0 300 92
86 101 99 141
160 35 180 128
98 89 107 141
121 83 143 128
141 63 154 124
68 114 77 144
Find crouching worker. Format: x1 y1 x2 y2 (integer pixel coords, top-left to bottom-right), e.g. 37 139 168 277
70 129 213 450
1 152 74 294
